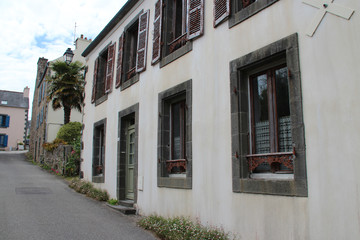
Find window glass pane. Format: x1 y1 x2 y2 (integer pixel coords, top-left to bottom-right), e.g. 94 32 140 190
174 0 184 38
275 67 292 152
172 102 181 159
235 0 256 12
252 74 270 154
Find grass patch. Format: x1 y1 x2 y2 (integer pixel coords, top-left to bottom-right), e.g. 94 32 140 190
138 215 231 240
69 178 109 201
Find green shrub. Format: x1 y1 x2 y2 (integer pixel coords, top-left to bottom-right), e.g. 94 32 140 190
138 216 231 240
56 122 82 144
65 136 81 177
108 198 118 205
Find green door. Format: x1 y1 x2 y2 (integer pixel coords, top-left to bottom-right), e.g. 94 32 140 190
125 125 135 200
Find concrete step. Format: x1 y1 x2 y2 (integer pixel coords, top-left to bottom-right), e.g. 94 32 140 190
105 203 136 215
118 200 134 208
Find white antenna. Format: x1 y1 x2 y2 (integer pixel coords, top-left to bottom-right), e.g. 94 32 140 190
73 22 77 45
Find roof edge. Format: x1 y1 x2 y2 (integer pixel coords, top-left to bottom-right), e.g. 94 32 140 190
82 0 139 57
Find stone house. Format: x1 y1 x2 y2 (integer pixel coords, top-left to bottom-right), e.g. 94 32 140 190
0 88 29 151
80 0 360 239
30 35 91 162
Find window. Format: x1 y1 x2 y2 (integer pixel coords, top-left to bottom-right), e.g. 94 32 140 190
152 0 204 67
116 11 149 90
42 81 46 100
40 107 44 125
38 83 42 105
91 42 116 105
0 134 8 147
213 0 278 28
0 114 10 128
230 33 307 196
92 119 106 183
36 114 39 129
158 80 192 188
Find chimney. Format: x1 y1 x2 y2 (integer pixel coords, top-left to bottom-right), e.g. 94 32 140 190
23 86 30 98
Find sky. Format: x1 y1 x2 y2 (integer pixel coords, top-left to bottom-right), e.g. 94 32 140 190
0 0 127 119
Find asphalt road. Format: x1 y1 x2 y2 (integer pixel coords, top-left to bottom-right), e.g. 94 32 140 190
0 152 156 240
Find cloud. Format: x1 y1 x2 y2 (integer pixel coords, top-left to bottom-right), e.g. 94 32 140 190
0 0 127 119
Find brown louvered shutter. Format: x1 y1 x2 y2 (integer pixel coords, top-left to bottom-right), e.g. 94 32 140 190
115 33 125 88
136 10 150 73
213 0 229 27
187 0 204 40
105 42 116 93
152 0 162 64
91 58 99 103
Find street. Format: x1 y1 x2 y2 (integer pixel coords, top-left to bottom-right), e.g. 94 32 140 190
0 152 156 240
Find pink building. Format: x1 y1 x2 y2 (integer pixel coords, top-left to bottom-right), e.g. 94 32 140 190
0 87 29 151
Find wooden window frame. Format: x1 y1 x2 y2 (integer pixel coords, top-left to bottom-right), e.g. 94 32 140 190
0 134 8 148
123 20 139 83
249 64 287 155
117 10 149 91
171 100 186 160
92 118 106 183
229 33 307 197
164 0 189 56
0 114 9 128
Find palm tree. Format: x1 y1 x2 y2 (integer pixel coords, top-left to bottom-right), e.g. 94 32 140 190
47 60 85 124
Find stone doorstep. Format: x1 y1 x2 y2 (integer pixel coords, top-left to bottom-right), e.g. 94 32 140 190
105 203 136 215
118 199 134 207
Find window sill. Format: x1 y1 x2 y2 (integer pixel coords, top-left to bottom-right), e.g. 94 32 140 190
158 176 191 189
169 173 186 178
92 175 104 183
160 41 192 68
120 74 139 91
94 94 108 106
229 0 279 28
251 173 294 180
233 178 307 197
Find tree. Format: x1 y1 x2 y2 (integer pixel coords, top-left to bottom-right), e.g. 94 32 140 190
47 60 85 124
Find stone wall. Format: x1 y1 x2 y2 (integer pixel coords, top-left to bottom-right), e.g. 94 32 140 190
43 145 73 175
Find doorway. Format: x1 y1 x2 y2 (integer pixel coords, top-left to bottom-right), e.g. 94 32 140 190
117 104 138 204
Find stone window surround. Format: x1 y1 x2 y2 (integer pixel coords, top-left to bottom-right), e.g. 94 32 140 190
158 79 192 189
92 118 107 183
229 33 307 197
117 103 139 202
229 0 279 28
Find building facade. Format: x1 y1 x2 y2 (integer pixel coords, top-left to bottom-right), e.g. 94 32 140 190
81 0 360 239
30 35 91 162
0 88 29 151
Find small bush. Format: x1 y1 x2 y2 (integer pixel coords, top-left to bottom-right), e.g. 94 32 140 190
56 122 82 144
138 215 231 240
65 136 81 177
108 198 118 205
69 178 109 201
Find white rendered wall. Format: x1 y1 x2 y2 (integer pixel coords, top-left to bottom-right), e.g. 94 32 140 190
81 0 360 239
